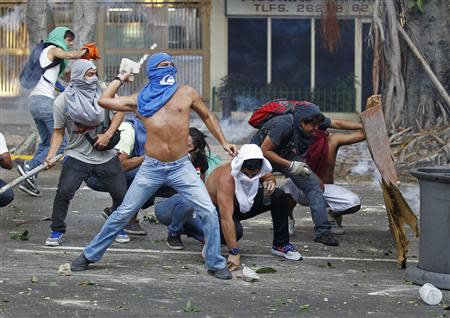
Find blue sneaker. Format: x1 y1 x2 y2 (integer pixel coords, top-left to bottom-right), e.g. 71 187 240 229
45 231 64 247
115 229 130 244
271 243 303 261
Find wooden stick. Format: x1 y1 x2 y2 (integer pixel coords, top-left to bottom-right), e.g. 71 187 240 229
397 22 450 108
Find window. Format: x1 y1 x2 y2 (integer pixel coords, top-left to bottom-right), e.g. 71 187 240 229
228 18 267 88
271 19 311 88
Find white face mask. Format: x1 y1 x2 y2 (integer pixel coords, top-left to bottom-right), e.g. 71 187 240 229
237 171 260 183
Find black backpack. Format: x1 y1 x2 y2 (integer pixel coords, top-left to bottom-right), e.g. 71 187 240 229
19 42 62 90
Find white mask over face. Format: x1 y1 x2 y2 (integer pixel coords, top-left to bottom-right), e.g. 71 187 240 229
230 144 272 213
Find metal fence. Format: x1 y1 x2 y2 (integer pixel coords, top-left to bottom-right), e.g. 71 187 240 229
0 1 207 98
212 86 356 113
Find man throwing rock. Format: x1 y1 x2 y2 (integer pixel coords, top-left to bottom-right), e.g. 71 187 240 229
71 53 237 280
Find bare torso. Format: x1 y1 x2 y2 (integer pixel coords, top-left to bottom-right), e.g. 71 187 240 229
138 86 193 162
205 163 233 205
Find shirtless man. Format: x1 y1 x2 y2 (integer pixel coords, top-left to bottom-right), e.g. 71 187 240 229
282 128 366 235
206 144 302 270
70 53 237 280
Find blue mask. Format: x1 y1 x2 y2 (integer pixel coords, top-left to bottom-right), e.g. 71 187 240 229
137 53 179 117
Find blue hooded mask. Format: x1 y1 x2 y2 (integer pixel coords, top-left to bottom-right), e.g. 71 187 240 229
137 53 179 117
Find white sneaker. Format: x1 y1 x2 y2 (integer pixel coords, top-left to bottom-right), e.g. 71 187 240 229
271 243 303 261
329 211 345 235
288 218 295 236
45 231 64 247
115 230 130 243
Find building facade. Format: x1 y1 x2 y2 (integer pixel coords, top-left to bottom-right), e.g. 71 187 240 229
1 0 374 114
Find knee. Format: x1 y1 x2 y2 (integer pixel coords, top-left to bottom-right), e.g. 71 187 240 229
55 186 76 201
0 190 14 207
271 188 286 201
175 199 194 215
349 194 361 207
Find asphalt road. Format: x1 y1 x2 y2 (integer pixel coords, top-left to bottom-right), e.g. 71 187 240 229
0 166 448 318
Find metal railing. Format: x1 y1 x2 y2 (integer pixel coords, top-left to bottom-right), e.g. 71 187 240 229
212 86 356 113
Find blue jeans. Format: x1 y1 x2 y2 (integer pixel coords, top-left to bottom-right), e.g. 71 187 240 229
27 95 65 170
273 153 331 238
0 179 14 207
155 194 204 241
83 155 227 271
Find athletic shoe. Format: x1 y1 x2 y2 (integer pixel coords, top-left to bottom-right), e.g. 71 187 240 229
124 222 148 236
329 210 345 235
271 242 303 261
45 231 64 247
115 229 130 243
71 253 92 271
207 267 232 280
314 232 339 246
288 218 295 236
100 207 113 220
166 234 185 250
18 181 42 197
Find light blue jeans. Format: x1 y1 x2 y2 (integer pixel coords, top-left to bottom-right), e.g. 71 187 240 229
27 95 65 170
84 155 226 270
155 194 204 242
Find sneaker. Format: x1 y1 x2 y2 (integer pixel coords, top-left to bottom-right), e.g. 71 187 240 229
124 222 148 236
166 234 185 250
71 253 92 271
18 180 42 197
288 218 295 236
115 229 130 243
314 232 339 246
329 211 345 235
45 231 64 247
272 243 303 261
207 267 232 280
100 207 113 220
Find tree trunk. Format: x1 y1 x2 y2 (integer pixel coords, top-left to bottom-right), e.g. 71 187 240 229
403 0 450 130
26 0 54 48
72 1 97 49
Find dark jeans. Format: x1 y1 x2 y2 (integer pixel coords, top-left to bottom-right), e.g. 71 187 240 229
231 187 289 247
0 179 14 207
273 152 331 238
51 156 127 233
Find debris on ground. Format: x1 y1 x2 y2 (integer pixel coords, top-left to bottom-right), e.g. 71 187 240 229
183 300 201 313
242 266 259 282
10 229 29 241
390 125 450 169
255 267 277 274
57 263 72 276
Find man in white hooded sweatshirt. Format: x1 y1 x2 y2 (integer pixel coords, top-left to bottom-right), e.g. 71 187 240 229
206 144 302 270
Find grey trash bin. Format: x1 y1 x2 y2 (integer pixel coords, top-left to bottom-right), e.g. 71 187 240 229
406 167 450 290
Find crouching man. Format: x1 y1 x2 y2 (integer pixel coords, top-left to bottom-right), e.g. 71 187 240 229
206 144 302 271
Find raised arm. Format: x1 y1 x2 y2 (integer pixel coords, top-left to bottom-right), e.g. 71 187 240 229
330 119 363 130
216 175 241 270
98 73 138 113
48 47 87 61
190 88 237 157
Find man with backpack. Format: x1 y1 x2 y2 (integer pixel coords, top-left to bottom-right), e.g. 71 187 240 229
43 59 127 247
250 99 363 246
18 26 99 196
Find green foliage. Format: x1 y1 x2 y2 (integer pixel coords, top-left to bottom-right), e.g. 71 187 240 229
408 0 424 13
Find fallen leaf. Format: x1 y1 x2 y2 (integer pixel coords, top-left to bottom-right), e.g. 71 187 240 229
255 267 277 274
10 229 29 241
299 304 309 312
183 300 201 313
31 276 39 283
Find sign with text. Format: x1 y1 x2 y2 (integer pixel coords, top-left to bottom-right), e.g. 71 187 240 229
226 0 375 17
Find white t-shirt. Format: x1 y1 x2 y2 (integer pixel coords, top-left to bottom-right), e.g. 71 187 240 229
30 45 60 99
0 133 8 154
114 122 135 156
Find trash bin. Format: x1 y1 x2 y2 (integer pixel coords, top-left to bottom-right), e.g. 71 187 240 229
406 167 450 290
